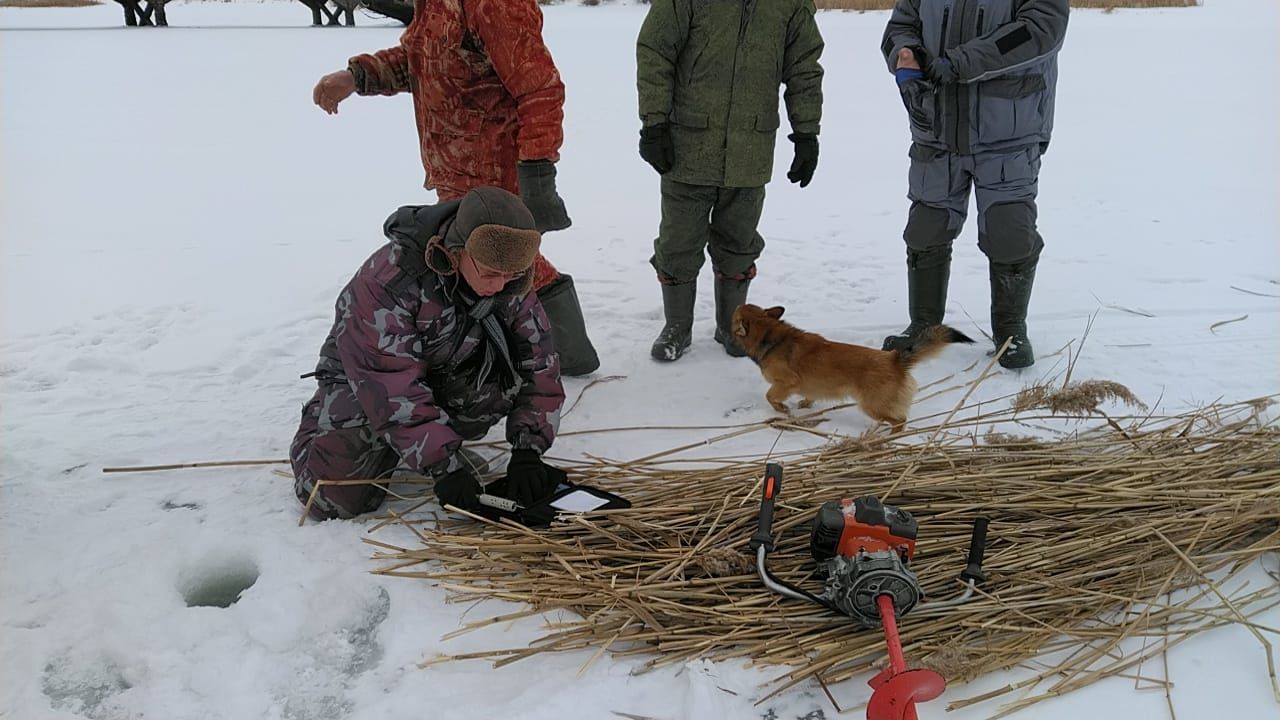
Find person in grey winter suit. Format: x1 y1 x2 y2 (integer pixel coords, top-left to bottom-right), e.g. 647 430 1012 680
881 0 1069 368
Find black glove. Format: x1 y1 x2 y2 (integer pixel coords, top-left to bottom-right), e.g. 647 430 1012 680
517 160 572 233
898 77 937 134
505 448 566 507
927 56 958 84
638 123 675 175
433 467 483 513
786 133 819 188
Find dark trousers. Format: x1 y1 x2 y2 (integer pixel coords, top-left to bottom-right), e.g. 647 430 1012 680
650 178 766 282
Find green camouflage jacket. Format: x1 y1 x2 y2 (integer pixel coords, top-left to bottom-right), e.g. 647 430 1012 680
637 0 824 188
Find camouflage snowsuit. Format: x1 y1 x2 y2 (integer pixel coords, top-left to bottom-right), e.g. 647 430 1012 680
347 0 567 291
291 202 564 520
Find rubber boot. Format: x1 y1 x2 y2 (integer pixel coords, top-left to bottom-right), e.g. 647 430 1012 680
712 275 751 358
537 274 600 376
989 258 1037 369
881 246 951 352
650 281 696 362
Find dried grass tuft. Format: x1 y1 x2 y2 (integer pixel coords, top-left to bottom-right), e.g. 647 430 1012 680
693 547 755 578
1248 397 1278 414
826 428 891 454
983 432 1047 450
1013 379 1146 415
921 645 989 680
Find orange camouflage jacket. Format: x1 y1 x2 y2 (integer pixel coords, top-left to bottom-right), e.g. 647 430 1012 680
348 0 566 200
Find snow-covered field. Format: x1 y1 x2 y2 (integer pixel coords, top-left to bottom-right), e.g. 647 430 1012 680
2 1 1278 718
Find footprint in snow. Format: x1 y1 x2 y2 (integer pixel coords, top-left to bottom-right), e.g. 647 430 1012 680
275 586 392 720
41 651 132 720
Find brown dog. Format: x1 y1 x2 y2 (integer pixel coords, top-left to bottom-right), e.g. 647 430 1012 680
731 304 974 429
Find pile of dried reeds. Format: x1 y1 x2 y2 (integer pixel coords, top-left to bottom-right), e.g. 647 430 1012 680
365 388 1279 717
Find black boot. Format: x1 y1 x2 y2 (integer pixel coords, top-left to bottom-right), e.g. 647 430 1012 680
882 245 951 352
989 258 1037 369
650 281 696 362
712 274 751 358
537 274 600 376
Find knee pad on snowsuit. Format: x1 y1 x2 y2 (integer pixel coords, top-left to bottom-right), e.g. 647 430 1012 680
904 201 958 253
978 201 1043 265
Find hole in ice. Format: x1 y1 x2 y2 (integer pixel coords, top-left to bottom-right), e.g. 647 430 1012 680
177 553 259 608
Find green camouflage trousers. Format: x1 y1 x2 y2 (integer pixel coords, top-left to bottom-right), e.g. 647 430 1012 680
650 178 766 283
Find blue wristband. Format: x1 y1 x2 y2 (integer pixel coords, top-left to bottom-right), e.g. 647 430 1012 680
895 68 925 87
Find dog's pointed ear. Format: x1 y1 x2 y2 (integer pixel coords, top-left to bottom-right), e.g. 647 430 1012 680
766 306 785 319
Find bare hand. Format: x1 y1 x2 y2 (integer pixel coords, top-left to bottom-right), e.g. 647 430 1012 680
896 48 921 71
313 70 356 115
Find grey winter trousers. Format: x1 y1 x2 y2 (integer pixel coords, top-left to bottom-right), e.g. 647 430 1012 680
651 178 766 282
904 142 1044 264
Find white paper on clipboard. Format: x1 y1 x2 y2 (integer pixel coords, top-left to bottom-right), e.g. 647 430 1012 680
549 489 612 513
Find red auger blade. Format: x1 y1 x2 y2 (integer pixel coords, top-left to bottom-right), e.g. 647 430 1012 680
866 668 946 720
867 594 946 720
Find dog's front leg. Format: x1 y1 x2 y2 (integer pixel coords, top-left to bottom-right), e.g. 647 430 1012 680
763 368 800 414
766 384 792 413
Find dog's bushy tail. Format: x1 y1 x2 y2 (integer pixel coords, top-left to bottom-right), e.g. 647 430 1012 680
894 325 975 369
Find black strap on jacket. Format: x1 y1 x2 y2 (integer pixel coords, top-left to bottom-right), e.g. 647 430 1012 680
385 204 522 394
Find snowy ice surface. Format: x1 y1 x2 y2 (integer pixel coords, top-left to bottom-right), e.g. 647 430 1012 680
2 1 1278 719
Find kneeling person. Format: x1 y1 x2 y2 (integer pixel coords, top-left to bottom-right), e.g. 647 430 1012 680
291 187 566 521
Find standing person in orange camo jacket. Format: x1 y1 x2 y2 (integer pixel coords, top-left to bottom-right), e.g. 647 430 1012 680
312 0 600 376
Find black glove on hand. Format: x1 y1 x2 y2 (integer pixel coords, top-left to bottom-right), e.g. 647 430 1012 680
786 133 819 188
506 448 563 507
898 77 937 133
927 56 958 85
433 467 483 513
638 123 675 175
517 160 572 233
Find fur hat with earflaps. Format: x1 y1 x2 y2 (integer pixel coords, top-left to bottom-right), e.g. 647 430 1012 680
465 224 541 274
443 187 542 290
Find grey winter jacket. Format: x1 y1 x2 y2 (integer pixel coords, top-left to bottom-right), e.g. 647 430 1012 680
882 0 1068 155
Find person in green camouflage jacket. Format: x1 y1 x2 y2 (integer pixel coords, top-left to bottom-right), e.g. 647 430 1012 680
636 0 824 361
